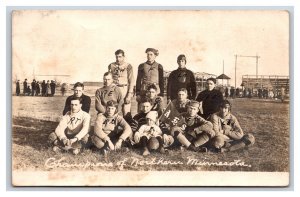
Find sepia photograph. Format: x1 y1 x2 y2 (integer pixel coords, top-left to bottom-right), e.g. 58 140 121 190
11 9 290 186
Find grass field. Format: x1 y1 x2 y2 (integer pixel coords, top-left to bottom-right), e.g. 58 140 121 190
11 89 290 172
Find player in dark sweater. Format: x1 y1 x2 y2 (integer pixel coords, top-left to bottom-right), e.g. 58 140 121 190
63 82 91 115
196 77 223 119
167 54 197 102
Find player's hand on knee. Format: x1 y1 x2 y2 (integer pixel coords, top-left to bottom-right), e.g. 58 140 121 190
134 133 140 143
62 138 69 146
107 139 115 150
69 137 78 145
124 96 131 104
114 139 123 150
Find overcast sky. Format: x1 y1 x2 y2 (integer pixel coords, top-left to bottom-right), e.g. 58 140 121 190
12 10 289 86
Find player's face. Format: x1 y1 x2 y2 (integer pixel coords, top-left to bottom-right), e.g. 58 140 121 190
103 74 113 87
74 87 83 97
178 59 186 68
106 106 116 117
187 106 199 117
147 118 155 126
206 80 215 91
177 91 187 102
220 106 230 117
70 100 82 113
147 88 157 99
116 54 125 64
146 51 156 62
140 102 152 113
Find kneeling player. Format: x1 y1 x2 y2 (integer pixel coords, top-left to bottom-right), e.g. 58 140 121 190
210 100 255 152
48 97 91 155
91 100 132 153
170 100 215 152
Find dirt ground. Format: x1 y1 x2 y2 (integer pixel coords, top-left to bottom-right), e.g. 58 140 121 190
11 91 290 172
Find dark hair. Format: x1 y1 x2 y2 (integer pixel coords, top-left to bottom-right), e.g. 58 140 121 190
140 97 153 105
147 84 158 91
74 82 84 90
177 54 187 64
70 96 83 104
106 100 118 108
103 72 112 77
115 49 125 56
219 99 231 111
177 88 187 94
207 77 216 84
145 48 159 56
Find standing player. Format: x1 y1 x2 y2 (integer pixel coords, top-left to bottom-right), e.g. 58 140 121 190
95 72 122 114
167 54 197 103
108 49 134 116
136 48 164 106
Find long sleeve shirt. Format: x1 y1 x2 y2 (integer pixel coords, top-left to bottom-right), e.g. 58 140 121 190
171 99 191 113
196 88 224 119
167 68 197 100
63 94 91 115
94 113 132 141
136 124 162 138
210 112 244 140
180 112 214 137
95 84 122 114
136 61 164 96
108 62 135 94
55 110 90 140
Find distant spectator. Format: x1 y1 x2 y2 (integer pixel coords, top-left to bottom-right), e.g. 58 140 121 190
50 80 56 96
16 80 20 96
31 79 36 96
46 80 51 96
41 80 46 96
23 79 27 95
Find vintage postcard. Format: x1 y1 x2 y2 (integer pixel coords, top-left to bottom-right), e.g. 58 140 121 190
11 10 289 186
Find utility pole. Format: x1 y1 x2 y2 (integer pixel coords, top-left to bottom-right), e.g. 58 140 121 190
234 55 237 89
222 60 224 86
234 54 260 89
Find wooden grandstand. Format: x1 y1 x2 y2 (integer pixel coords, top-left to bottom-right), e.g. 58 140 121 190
242 75 289 96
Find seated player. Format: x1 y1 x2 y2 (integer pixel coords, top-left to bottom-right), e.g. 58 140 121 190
48 97 91 155
209 100 255 152
170 100 215 152
171 88 191 113
91 100 132 152
126 98 174 148
95 72 122 114
134 111 165 155
63 82 91 115
145 84 164 117
196 77 223 119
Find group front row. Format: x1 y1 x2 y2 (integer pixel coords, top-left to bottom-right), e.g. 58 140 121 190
48 90 255 156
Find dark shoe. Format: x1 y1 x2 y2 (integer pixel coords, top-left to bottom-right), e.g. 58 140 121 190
187 144 199 152
159 147 165 154
199 147 208 153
